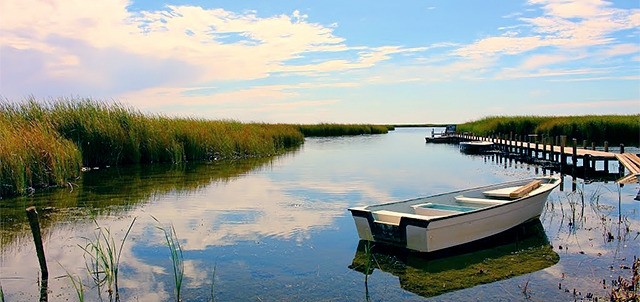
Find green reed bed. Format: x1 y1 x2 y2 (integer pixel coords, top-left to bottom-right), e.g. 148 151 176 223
44 101 305 166
298 123 390 137
457 115 639 146
0 99 305 196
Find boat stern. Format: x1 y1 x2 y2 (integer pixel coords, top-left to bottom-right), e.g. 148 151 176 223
348 207 374 241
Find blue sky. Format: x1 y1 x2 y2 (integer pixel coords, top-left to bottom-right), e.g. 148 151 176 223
1 0 638 123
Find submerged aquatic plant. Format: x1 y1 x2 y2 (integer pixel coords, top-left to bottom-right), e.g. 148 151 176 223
209 264 217 302
362 241 380 302
79 218 136 302
152 216 184 302
611 256 639 301
60 263 85 302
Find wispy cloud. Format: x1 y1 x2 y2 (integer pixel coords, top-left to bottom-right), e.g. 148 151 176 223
520 54 576 70
496 67 612 79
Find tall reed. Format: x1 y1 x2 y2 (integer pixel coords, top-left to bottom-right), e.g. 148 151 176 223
0 102 82 196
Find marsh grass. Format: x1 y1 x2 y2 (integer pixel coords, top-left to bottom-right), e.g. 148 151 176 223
152 216 184 302
0 104 82 196
79 218 136 302
457 115 639 146
1 99 390 197
298 123 390 137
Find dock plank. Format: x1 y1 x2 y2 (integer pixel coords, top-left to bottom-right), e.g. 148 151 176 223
617 173 638 184
616 154 640 174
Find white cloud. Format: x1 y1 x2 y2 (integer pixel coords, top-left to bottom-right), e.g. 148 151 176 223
455 36 546 58
0 1 401 96
523 0 640 48
497 67 611 79
520 54 574 70
600 43 640 57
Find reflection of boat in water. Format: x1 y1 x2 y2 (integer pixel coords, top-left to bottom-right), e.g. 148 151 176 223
348 176 561 252
459 141 495 154
349 219 559 299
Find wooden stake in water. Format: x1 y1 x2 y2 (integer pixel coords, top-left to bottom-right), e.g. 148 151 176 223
26 206 48 280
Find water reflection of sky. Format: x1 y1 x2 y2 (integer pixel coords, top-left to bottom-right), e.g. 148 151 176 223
1 128 639 301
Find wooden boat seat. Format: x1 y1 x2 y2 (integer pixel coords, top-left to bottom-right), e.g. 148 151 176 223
373 210 448 225
373 210 405 225
482 180 542 199
454 195 508 205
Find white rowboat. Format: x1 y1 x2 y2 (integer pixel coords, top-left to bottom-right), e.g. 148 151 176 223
348 176 561 252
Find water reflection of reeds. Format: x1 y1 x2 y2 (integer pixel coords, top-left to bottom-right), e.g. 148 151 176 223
349 220 559 299
0 157 282 248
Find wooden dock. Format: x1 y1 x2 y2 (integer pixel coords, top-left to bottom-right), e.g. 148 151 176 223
454 133 639 184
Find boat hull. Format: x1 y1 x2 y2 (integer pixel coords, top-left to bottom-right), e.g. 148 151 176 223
349 177 560 252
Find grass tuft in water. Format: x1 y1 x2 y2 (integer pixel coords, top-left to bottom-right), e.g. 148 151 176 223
60 263 85 302
79 218 136 302
363 241 375 302
209 264 217 302
153 216 184 302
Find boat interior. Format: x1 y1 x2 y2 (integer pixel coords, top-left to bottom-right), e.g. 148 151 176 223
364 177 558 225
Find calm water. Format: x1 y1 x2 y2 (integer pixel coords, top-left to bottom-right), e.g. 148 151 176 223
1 128 639 301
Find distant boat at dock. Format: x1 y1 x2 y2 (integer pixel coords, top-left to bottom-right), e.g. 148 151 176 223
425 125 458 143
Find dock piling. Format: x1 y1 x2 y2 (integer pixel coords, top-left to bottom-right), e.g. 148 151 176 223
560 136 567 169
619 144 625 175
604 141 609 173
